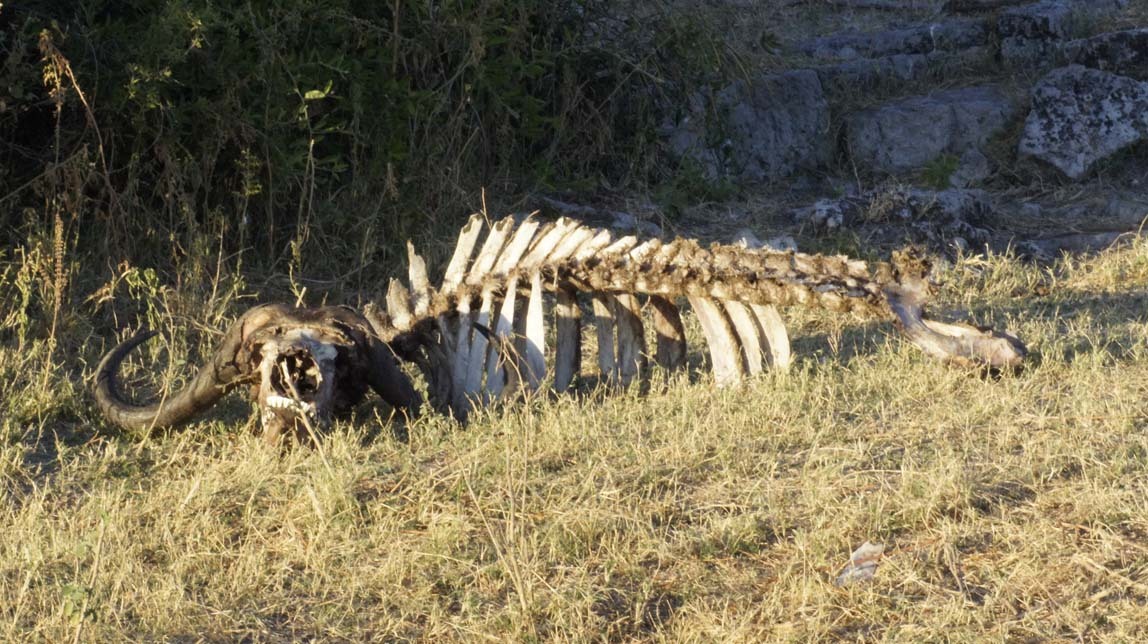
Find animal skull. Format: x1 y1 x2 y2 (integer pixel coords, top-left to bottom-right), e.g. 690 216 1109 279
249 328 349 443
94 304 421 444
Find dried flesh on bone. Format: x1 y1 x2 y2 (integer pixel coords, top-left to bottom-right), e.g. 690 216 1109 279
94 304 420 440
373 214 1026 420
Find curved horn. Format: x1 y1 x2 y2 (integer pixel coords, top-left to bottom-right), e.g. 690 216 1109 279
365 334 423 417
93 307 274 431
350 304 423 415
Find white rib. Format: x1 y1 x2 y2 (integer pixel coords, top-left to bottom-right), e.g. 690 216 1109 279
524 271 546 390
442 214 484 292
386 278 412 331
493 218 541 275
573 230 615 261
602 235 638 257
649 296 687 371
613 293 645 386
750 304 791 372
553 289 581 392
463 289 496 399
688 296 744 386
407 242 430 316
628 238 663 263
548 226 596 264
486 277 520 396
467 217 515 285
723 300 764 376
521 218 577 268
450 298 473 415
591 293 617 383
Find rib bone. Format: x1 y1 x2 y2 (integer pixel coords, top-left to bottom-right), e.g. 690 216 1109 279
372 215 1025 420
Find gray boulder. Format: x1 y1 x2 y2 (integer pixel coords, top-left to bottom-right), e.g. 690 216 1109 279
792 187 995 250
1065 29 1148 79
1018 65 1148 179
949 149 992 188
999 1 1080 40
845 85 1017 175
999 0 1128 68
944 0 1031 13
815 47 992 95
999 0 1126 39
797 18 989 61
664 70 830 183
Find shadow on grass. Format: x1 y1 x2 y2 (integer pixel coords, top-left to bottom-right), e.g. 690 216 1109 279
17 286 1145 497
788 286 1148 371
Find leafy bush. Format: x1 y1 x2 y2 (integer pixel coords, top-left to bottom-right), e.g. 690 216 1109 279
1 1 681 274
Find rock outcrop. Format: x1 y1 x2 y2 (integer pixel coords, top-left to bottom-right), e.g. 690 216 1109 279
797 18 990 61
1065 28 1148 79
999 0 1128 67
1018 65 1148 179
660 1 1144 186
664 70 830 182
845 85 1017 175
792 187 996 251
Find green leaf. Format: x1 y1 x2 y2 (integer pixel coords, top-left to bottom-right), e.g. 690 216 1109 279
304 80 334 101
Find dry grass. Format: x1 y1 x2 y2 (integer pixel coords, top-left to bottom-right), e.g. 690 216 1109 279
2 237 1148 641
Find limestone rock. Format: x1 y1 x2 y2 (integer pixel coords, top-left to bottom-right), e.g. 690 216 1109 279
999 0 1128 68
799 199 851 231
664 70 830 183
815 47 992 94
943 0 1031 13
1018 65 1148 179
797 19 989 61
845 85 1017 175
792 187 995 250
731 229 798 252
998 1 1079 40
1066 29 1148 79
949 149 992 188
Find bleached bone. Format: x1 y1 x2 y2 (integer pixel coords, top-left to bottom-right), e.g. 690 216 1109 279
751 304 791 371
591 294 617 383
613 293 646 387
407 242 431 317
372 215 1026 419
723 300 767 377
487 276 520 396
386 279 412 332
94 305 420 442
441 214 484 292
688 296 745 386
649 296 687 371
524 272 546 389
553 289 581 392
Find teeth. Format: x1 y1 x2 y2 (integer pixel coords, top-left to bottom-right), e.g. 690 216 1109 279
264 395 316 414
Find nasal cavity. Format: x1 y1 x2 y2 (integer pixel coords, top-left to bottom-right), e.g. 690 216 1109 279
272 352 320 396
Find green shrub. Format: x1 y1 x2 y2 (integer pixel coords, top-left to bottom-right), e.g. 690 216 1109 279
1 1 695 274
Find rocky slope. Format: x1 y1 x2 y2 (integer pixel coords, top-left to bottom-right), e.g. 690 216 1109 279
573 0 1148 260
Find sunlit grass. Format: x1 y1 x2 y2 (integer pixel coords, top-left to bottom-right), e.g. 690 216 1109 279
3 240 1148 640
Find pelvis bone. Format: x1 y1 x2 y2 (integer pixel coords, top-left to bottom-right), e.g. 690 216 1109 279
95 304 420 443
369 214 1026 421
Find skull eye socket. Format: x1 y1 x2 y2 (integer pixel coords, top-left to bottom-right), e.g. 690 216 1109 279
270 352 322 397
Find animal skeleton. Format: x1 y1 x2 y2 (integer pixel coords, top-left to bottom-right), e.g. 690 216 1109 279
367 214 1026 421
93 214 1025 438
